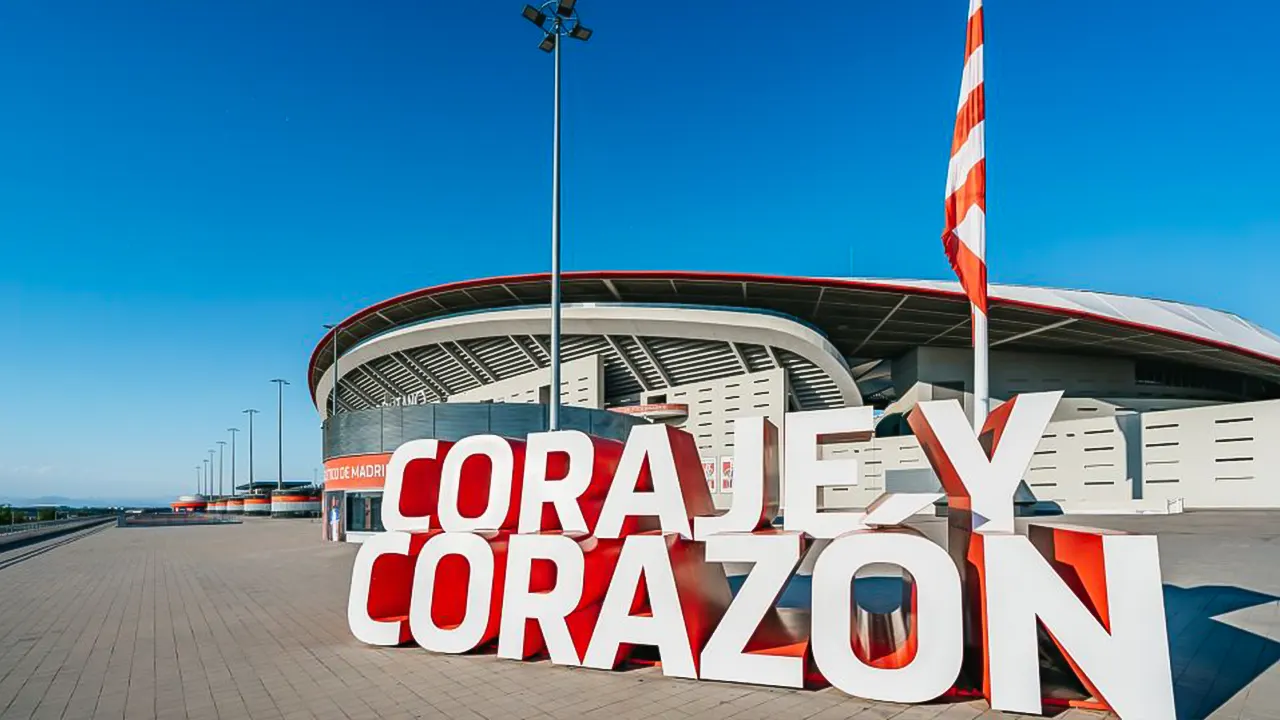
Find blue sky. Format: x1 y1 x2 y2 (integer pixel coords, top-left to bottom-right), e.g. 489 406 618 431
2 1 1277 502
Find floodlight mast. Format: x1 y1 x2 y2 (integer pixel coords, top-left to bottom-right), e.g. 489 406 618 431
522 1 591 431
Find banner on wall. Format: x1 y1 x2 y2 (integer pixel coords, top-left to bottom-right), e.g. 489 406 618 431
701 458 718 494
719 456 734 494
324 453 392 491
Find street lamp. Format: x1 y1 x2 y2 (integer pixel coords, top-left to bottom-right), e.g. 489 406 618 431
216 441 227 497
322 323 341 419
270 379 289 491
203 458 210 497
195 465 201 495
522 0 592 431
228 428 239 495
243 409 259 493
208 449 216 496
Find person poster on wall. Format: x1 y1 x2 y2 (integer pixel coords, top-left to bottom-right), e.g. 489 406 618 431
701 458 718 494
720 456 734 494
323 490 345 542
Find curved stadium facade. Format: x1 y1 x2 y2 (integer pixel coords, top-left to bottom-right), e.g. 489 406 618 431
312 271 1280 540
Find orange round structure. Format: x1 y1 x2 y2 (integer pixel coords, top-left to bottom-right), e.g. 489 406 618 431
170 495 208 513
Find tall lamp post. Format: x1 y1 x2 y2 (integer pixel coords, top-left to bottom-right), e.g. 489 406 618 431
270 379 289 491
216 440 227 497
203 458 210 496
243 409 259 493
228 428 239 495
322 323 340 419
522 0 592 431
207 450 216 496
195 466 202 495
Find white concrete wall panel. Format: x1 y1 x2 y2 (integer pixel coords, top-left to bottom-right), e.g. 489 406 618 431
1138 400 1280 508
808 400 1280 512
1023 416 1133 506
665 369 786 509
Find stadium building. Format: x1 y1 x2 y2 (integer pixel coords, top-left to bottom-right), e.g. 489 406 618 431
310 271 1280 541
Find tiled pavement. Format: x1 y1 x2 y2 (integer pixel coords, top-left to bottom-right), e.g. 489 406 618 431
0 513 1277 720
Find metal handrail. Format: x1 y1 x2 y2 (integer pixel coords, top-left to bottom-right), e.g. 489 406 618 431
0 516 107 536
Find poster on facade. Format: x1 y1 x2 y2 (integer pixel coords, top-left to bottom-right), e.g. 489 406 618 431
701 458 718 494
323 490 345 542
720 456 734 493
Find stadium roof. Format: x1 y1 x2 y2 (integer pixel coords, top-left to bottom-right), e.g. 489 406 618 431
310 271 1280 397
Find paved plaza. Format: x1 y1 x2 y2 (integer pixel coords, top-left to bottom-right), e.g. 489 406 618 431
0 513 1277 720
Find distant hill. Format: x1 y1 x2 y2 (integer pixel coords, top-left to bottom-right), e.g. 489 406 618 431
0 495 173 509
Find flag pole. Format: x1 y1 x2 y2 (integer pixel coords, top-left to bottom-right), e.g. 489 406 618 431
941 0 990 432
973 306 989 431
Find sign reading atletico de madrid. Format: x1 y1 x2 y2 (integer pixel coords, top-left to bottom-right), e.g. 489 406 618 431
346 392 1177 718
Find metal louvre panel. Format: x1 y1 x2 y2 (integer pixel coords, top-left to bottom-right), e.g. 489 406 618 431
642 338 742 386
738 343 772 373
359 369 396 405
443 341 490 383
381 404 404 451
778 348 843 409
412 345 477 395
350 373 383 408
399 404 435 447
610 336 663 389
600 359 644 396
270 501 320 512
468 337 535 377
369 356 422 396
563 336 644 395
559 335 610 362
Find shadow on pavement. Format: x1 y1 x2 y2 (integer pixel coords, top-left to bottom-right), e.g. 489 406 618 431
1165 584 1280 720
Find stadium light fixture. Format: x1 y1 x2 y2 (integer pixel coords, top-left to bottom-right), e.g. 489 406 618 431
243 409 259 492
228 428 239 499
216 440 227 498
522 4 546 27
520 0 593 430
270 379 289 491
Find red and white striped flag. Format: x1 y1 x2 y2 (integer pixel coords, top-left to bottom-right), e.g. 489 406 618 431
943 0 987 315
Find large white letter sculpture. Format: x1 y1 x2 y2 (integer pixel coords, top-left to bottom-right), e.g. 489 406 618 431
783 407 875 538
909 391 1176 716
345 391 1176 719
811 530 963 703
